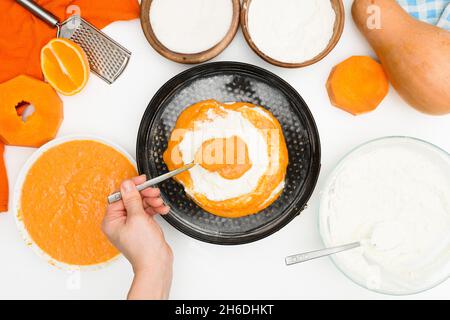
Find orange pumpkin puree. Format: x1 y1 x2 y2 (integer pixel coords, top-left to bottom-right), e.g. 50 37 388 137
194 136 252 180
163 100 288 218
20 140 137 266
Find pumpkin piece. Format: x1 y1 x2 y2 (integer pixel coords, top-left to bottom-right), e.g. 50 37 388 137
0 75 63 147
327 56 389 115
0 143 8 212
15 101 29 116
352 0 450 115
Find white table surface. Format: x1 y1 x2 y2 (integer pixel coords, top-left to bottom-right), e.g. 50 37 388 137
1 0 449 300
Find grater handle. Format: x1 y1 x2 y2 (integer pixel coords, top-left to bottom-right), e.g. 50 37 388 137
16 0 60 27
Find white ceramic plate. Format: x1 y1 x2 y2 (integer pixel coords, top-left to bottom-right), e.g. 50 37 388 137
14 135 137 271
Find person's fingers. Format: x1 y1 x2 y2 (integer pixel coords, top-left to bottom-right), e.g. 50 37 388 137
104 197 126 227
132 175 146 185
131 176 160 200
145 205 170 216
121 180 145 218
141 187 160 198
102 203 126 236
152 205 171 215
106 198 125 214
144 196 164 208
144 206 157 216
105 176 144 212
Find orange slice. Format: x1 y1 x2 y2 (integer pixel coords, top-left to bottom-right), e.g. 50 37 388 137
40 38 90 96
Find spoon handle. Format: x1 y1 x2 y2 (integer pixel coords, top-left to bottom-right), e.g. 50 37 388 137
107 163 195 204
285 242 361 266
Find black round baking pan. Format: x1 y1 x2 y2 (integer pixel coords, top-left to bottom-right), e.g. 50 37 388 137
137 61 321 245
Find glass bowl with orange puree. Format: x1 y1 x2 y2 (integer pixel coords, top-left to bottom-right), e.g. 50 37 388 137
13 136 137 270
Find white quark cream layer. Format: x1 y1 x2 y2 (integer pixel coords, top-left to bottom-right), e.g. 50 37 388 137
320 138 450 294
178 106 270 202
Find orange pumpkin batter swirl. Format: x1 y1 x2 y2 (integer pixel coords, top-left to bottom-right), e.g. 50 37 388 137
20 140 137 266
163 100 288 218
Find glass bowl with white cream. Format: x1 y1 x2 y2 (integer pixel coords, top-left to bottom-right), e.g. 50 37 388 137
319 137 450 295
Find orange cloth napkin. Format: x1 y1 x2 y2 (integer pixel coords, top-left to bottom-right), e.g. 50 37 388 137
0 143 8 212
0 0 140 83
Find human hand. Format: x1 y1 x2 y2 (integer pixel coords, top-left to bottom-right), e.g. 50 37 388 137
102 176 173 300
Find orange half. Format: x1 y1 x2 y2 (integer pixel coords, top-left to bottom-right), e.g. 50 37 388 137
41 38 90 96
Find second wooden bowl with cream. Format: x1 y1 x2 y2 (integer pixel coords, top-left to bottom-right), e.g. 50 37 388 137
241 0 345 68
141 0 240 64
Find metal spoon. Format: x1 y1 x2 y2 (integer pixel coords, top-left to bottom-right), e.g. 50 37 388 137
285 242 361 266
285 221 407 266
107 162 195 204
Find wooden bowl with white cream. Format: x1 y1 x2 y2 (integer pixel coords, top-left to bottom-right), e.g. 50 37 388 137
241 0 345 68
140 0 240 64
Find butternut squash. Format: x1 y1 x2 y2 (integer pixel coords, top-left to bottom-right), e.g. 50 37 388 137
352 0 450 115
0 75 63 147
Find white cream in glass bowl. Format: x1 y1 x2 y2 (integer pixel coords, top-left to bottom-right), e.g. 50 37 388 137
319 137 450 295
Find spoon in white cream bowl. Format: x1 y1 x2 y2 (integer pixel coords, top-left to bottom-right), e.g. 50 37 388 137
285 242 361 265
285 221 407 266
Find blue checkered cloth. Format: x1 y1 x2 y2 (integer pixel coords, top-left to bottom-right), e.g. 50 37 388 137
397 0 450 30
